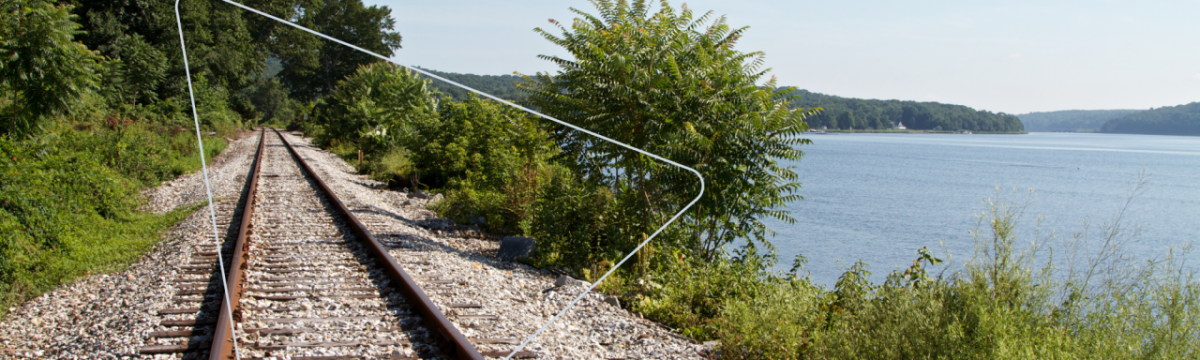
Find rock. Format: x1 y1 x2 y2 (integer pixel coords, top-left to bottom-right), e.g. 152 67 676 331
497 236 536 262
469 215 487 227
410 189 431 199
428 193 444 204
603 296 621 308
554 275 589 288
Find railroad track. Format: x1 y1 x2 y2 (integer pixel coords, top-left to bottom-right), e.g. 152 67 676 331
138 129 533 359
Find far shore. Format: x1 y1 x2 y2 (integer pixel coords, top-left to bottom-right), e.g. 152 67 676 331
811 129 1027 134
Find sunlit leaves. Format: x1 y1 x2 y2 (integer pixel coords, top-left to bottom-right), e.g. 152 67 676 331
0 0 100 135
519 0 820 260
322 62 437 155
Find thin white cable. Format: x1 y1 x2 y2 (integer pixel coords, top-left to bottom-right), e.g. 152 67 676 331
218 2 705 359
174 1 241 358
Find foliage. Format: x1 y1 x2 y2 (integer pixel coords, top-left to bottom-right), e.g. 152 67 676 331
627 247 784 339
190 72 245 136
1102 102 1200 136
1017 109 1141 133
0 124 223 318
518 0 817 261
408 95 554 190
522 165 619 267
0 0 101 136
317 62 439 160
241 73 299 127
791 89 1025 133
65 0 264 109
270 0 403 100
413 96 557 234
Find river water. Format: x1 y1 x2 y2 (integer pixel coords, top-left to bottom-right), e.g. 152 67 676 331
763 132 1200 286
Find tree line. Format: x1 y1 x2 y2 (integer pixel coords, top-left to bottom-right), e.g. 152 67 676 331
0 0 402 136
414 67 527 103
1101 102 1200 136
1016 109 1141 132
395 70 1028 134
788 89 1025 133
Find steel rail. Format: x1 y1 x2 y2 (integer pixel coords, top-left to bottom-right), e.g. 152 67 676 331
272 129 485 360
210 129 266 360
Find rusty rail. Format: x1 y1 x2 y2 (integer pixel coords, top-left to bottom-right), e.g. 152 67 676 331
271 129 485 360
209 128 265 360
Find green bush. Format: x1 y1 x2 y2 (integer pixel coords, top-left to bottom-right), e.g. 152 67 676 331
629 249 784 339
524 165 618 268
422 96 558 235
316 62 439 157
0 124 221 318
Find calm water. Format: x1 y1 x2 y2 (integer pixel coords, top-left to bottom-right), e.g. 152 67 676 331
762 132 1200 286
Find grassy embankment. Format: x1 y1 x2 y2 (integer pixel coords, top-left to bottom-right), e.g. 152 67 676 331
0 122 232 319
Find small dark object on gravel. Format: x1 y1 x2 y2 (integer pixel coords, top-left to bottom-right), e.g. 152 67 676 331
469 215 487 226
554 275 589 287
497 236 536 261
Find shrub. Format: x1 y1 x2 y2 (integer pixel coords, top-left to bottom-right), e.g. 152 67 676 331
0 124 222 318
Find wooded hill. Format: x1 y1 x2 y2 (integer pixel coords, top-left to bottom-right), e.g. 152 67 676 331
407 70 1025 133
1101 102 1200 136
1017 109 1142 132
786 90 1024 133
415 67 527 102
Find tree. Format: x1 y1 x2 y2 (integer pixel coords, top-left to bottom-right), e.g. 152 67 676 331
0 0 100 135
64 0 265 114
272 0 402 100
241 74 296 126
320 62 438 156
519 0 818 260
100 34 166 108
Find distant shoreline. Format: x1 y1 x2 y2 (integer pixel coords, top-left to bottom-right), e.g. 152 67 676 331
812 129 1026 135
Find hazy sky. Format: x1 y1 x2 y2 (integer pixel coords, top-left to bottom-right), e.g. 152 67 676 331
360 0 1200 114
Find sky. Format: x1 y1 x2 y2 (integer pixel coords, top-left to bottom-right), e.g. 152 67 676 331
363 0 1200 114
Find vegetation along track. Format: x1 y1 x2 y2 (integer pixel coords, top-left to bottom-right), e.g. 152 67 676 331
137 129 530 359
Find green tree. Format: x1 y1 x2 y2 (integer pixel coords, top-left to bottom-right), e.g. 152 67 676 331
320 62 438 156
272 0 402 100
0 0 100 135
519 0 817 260
241 74 297 126
65 0 265 114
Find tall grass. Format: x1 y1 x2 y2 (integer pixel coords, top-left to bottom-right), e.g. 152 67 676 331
0 123 224 318
706 187 1198 359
